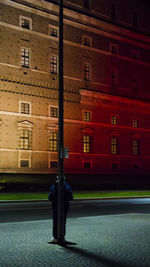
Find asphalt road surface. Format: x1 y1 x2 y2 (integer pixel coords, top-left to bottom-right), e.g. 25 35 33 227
0 198 150 223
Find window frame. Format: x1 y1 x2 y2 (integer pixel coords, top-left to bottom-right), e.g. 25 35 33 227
49 25 59 38
19 101 31 115
19 128 32 150
110 43 118 55
111 115 118 125
111 69 118 88
20 15 32 30
83 135 91 153
82 35 92 47
132 138 140 156
83 110 92 122
111 136 119 155
21 47 30 68
49 132 58 152
132 119 139 128
49 105 58 118
50 55 58 74
83 62 91 81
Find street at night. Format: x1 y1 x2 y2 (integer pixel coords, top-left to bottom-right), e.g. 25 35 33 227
0 198 150 266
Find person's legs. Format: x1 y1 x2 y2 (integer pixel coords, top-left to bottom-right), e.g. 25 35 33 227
52 205 57 239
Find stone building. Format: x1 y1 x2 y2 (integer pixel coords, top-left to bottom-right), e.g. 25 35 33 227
1 0 150 184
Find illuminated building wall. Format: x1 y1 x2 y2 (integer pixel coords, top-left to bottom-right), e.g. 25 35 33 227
0 0 150 177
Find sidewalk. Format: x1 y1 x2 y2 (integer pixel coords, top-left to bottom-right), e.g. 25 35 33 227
0 214 150 266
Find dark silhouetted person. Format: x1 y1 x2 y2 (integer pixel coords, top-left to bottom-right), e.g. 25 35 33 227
48 179 73 243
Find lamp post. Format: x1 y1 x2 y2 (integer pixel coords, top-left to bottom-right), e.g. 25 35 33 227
57 0 64 243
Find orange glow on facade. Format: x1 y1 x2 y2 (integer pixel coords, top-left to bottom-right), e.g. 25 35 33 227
0 0 150 187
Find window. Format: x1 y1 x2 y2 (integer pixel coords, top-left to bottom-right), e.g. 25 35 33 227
49 132 58 151
82 36 92 47
19 129 32 150
83 111 91 122
111 137 118 155
20 160 29 167
83 162 91 169
131 50 139 60
20 102 30 115
83 0 90 8
112 70 117 88
111 2 116 20
132 139 139 155
20 16 32 29
83 135 90 153
21 48 29 68
50 161 57 168
133 11 138 27
111 115 117 125
132 119 139 128
112 163 118 170
84 63 90 81
49 26 58 38
131 76 138 91
50 106 58 118
110 44 118 55
50 55 57 74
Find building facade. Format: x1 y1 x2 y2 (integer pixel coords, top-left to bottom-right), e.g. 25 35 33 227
1 0 150 180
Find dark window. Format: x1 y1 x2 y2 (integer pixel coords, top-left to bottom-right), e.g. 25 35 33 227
111 3 116 20
84 162 91 168
112 163 118 169
133 139 139 155
50 161 57 168
83 0 90 8
50 27 58 37
112 70 117 88
21 18 30 29
133 12 138 27
20 160 29 167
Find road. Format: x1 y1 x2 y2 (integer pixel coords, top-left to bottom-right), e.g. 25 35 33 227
0 198 150 223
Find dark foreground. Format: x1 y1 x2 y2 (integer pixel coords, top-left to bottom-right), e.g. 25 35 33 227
0 199 150 266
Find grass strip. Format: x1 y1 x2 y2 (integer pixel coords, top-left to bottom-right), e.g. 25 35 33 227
0 190 150 201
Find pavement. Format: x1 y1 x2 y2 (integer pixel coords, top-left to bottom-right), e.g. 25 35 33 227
0 212 150 267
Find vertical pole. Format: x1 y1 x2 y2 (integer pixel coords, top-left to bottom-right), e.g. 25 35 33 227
57 0 64 243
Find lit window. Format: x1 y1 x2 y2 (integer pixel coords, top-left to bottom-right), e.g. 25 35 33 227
49 132 58 151
84 63 90 81
83 0 90 8
83 36 91 47
133 139 139 155
21 48 29 68
50 161 57 168
50 55 57 74
20 16 31 29
20 102 30 115
50 107 58 118
112 70 117 88
111 115 117 125
84 111 91 122
20 160 29 167
111 137 118 155
132 119 139 128
83 135 90 153
50 27 58 37
110 44 118 55
19 129 32 150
